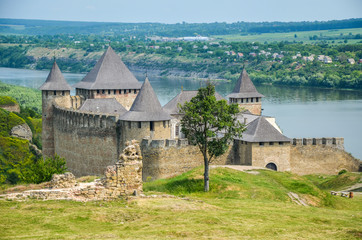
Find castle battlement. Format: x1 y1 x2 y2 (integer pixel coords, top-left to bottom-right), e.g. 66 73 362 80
53 104 119 129
291 137 344 150
141 138 189 149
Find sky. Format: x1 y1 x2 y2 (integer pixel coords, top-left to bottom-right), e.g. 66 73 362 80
0 0 361 23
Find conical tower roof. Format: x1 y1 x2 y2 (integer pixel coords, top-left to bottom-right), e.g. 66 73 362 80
227 69 264 98
120 77 171 121
39 61 71 91
239 117 290 142
73 46 142 90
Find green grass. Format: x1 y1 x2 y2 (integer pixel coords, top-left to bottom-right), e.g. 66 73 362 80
1 168 361 239
213 28 362 44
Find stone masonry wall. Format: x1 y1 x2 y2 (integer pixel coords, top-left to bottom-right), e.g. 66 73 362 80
251 142 291 171
238 102 262 115
290 144 360 175
53 105 121 177
141 139 233 181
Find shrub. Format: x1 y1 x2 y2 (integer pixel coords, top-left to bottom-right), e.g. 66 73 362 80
338 169 347 175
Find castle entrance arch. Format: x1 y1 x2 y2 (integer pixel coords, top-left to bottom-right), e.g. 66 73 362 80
266 163 277 171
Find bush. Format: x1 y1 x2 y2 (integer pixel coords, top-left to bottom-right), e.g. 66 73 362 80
21 155 67 184
338 169 347 175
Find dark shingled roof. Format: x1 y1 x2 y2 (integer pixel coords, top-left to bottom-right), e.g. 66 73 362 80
120 77 171 121
239 116 290 142
226 69 264 99
73 46 142 90
39 61 71 91
163 90 225 115
79 98 127 114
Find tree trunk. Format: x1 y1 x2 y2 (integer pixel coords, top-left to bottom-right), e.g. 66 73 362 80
204 154 209 192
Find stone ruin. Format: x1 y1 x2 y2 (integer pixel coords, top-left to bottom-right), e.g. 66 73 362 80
0 140 143 201
50 172 78 189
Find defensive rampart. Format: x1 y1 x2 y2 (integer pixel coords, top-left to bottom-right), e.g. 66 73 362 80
141 138 233 181
290 138 360 175
53 104 122 177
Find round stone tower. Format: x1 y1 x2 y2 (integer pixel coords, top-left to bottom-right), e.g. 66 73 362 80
39 61 71 159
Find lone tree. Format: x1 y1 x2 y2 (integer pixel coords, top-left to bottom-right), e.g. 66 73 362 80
180 83 245 192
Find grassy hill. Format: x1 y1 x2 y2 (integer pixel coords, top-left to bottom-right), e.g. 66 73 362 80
0 167 361 239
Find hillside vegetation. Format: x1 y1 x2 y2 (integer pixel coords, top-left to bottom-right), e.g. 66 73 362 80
0 167 361 239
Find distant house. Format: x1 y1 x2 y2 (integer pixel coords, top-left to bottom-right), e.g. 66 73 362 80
165 46 172 50
154 46 160 49
177 47 183 52
359 59 362 64
207 51 213 54
203 45 208 50
252 46 259 50
193 45 198 49
317 55 325 61
302 55 314 62
224 51 230 55
237 52 244 58
230 51 236 56
272 53 279 58
348 58 355 64
324 56 332 64
249 52 257 57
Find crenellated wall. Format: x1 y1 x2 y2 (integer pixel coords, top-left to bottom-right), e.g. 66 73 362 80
290 137 359 175
141 138 233 181
291 138 344 150
53 104 122 177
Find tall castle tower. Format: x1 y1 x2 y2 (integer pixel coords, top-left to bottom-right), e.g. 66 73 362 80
227 69 264 115
39 61 71 159
73 46 142 110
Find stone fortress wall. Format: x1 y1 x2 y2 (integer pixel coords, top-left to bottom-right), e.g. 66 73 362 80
290 138 359 175
141 138 233 181
52 101 122 177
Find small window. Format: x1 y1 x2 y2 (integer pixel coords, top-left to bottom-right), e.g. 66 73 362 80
251 98 254 103
97 90 100 94
150 121 154 131
270 142 274 145
259 142 264 146
134 89 137 94
256 98 259 102
138 122 141 128
46 91 48 97
163 121 166 128
102 90 105 94
246 98 249 103
241 98 244 103
108 90 111 94
175 125 179 137
124 89 127 94
62 91 65 96
128 122 131 128
113 90 116 94
279 142 284 145
119 90 122 94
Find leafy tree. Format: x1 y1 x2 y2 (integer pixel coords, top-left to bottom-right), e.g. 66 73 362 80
180 83 245 192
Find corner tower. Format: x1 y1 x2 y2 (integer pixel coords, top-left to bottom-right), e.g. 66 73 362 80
119 77 172 145
73 46 142 110
227 69 264 115
39 61 71 159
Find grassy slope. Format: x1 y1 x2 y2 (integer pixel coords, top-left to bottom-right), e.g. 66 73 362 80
213 27 362 43
0 168 361 239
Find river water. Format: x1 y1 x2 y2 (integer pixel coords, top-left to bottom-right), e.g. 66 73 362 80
1 67 362 160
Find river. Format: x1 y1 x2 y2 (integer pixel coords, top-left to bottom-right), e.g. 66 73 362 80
1 67 361 160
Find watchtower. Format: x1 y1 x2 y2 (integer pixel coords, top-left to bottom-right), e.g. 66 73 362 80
39 61 71 159
119 77 172 145
73 46 142 110
227 69 264 115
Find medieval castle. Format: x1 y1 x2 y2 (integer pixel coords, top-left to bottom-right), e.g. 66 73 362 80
40 46 360 180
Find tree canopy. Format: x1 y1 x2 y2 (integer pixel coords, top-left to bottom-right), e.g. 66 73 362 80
180 83 245 191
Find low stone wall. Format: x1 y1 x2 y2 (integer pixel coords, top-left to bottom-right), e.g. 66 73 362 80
141 138 233 181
